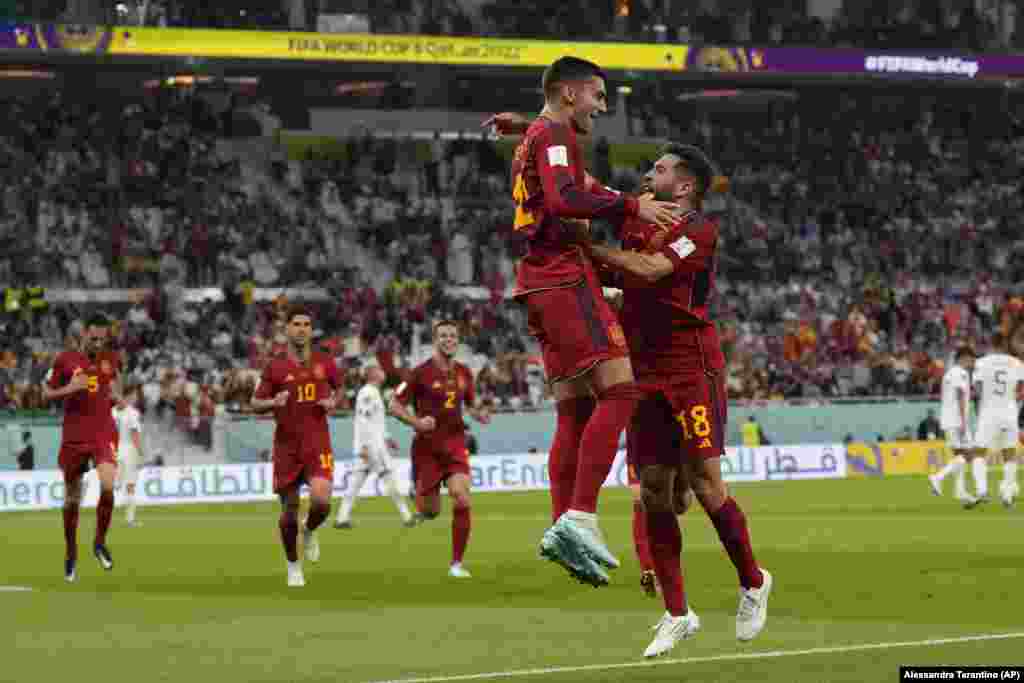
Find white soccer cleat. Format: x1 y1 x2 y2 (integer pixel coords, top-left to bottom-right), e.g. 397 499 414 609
287 562 305 587
448 563 472 578
928 475 942 497
1000 481 1019 508
736 569 773 641
561 511 621 569
644 610 701 658
303 526 320 564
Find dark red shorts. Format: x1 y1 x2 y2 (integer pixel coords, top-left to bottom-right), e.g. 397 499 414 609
522 267 627 384
273 432 335 494
412 433 471 497
628 370 727 471
59 440 118 481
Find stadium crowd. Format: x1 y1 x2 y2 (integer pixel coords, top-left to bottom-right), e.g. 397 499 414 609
3 81 1024 423
93 0 1012 51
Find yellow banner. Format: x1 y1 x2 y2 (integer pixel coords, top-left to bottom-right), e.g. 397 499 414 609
106 27 689 70
846 440 950 478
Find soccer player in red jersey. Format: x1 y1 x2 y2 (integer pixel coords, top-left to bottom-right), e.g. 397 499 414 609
585 144 773 656
503 56 680 587
43 314 122 583
251 305 341 588
389 320 491 578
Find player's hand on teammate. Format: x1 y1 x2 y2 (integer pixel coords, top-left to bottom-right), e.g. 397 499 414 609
482 112 530 137
68 372 91 393
318 396 338 413
272 390 290 407
416 416 437 433
636 196 682 230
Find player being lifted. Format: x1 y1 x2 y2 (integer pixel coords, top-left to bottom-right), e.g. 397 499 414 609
390 321 491 578
583 144 771 655
251 305 341 587
335 362 415 529
113 385 147 526
972 333 1024 507
502 56 679 586
929 346 979 506
43 314 122 582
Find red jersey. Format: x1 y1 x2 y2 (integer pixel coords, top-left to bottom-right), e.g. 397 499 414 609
510 117 638 294
48 351 121 444
394 359 475 439
617 210 725 376
255 352 341 447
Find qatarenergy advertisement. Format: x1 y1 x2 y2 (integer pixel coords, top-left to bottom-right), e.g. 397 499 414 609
0 445 847 512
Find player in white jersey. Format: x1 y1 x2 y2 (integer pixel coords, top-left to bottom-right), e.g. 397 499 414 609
335 364 414 528
113 386 146 527
929 346 978 506
972 334 1024 507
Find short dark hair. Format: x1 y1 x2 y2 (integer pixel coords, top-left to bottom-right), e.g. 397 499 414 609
286 304 313 323
433 319 460 336
955 345 976 361
84 314 109 329
542 57 606 99
658 143 729 201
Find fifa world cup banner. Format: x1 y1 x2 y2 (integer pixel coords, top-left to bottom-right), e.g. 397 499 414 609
0 445 847 512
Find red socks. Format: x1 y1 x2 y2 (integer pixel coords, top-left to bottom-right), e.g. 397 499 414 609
95 490 114 546
632 500 653 571
570 383 640 513
548 397 595 522
279 509 299 563
710 497 763 589
647 508 686 616
63 504 80 561
305 501 329 532
452 506 472 564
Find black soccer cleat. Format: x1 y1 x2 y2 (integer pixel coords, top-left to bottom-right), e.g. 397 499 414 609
94 544 113 571
64 558 77 583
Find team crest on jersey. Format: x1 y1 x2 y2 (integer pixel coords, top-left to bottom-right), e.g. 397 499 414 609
313 364 326 380
609 323 626 347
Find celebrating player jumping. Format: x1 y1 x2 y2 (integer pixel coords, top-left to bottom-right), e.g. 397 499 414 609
502 56 680 587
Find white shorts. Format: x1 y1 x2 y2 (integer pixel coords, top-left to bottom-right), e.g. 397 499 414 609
975 414 1020 452
354 446 393 475
945 428 973 452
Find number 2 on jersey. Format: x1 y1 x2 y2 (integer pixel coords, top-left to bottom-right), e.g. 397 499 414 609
512 173 535 231
445 391 457 409
297 383 316 402
320 452 333 470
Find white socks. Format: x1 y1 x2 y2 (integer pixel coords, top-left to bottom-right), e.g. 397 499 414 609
1002 459 1018 494
337 468 370 523
935 455 965 483
125 493 136 523
382 474 412 522
972 457 988 498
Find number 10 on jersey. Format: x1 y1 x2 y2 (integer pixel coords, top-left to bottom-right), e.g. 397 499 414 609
297 383 316 402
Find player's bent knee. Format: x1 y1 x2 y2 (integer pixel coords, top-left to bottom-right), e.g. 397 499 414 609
640 465 674 512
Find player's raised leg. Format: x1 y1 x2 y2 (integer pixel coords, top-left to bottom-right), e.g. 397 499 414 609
447 473 473 578
548 393 596 523
303 472 332 564
93 460 116 571
686 455 770 641
62 471 83 582
279 485 304 587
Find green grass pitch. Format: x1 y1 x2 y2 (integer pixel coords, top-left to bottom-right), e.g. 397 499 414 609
2 475 1021 683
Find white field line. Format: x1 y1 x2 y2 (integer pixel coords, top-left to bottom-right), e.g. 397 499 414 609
364 632 1024 683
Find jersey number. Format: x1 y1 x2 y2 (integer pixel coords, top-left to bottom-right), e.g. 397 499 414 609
87 376 98 394
297 383 316 402
320 452 334 470
512 173 535 231
676 405 712 441
994 369 1008 396
445 391 457 409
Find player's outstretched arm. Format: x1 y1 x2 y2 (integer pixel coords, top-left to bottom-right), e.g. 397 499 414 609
586 243 675 284
41 372 89 402
482 112 532 137
388 396 434 433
